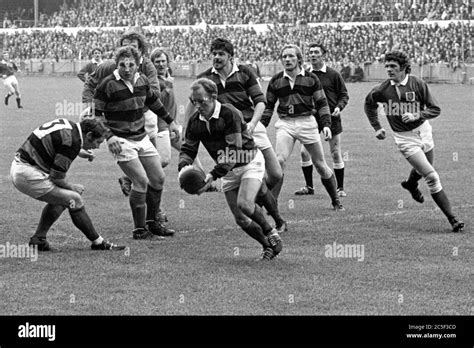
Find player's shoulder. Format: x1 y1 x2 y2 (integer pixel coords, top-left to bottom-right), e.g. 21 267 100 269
220 103 244 122
270 70 285 83
237 64 254 75
196 67 213 79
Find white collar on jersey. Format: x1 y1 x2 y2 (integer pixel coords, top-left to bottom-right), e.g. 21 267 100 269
199 100 222 123
390 74 409 86
283 67 305 80
211 63 239 78
309 63 327 73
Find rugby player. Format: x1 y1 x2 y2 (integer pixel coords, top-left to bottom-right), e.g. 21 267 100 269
179 78 283 260
364 50 464 232
77 47 103 83
11 117 125 251
295 43 349 197
261 44 344 211
189 38 286 232
93 46 179 239
1 52 23 108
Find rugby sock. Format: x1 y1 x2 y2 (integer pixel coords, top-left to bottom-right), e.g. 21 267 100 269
334 163 345 190
431 190 455 220
241 220 271 248
16 97 22 108
256 190 284 228
249 205 273 236
407 168 422 187
321 174 339 203
145 185 163 221
69 206 100 241
4 92 12 105
302 165 313 189
33 204 66 239
130 190 147 228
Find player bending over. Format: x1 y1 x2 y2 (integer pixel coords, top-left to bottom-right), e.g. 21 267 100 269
179 78 283 260
11 117 125 251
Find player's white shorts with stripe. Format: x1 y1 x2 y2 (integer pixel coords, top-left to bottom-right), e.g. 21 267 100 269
221 149 265 192
3 75 19 94
393 121 434 158
10 158 55 199
275 115 321 145
108 135 159 162
144 109 158 140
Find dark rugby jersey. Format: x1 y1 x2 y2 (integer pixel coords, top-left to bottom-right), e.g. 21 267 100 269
197 64 266 121
0 60 18 76
17 118 82 179
364 75 441 133
157 74 177 131
308 65 349 113
94 71 172 141
261 69 331 128
82 57 160 104
179 102 258 180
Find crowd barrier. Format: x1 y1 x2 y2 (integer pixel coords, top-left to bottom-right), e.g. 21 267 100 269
19 59 474 84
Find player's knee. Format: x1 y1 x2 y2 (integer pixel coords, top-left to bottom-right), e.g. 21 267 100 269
314 161 330 176
424 171 442 194
237 198 254 217
234 213 250 228
301 159 313 167
131 175 150 192
66 193 84 210
161 157 170 168
277 155 286 170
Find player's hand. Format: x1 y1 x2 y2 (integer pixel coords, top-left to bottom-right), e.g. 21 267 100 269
331 107 341 117
375 128 386 140
401 112 420 123
71 184 85 195
322 127 332 141
78 149 95 162
107 136 123 155
196 174 214 195
246 121 257 135
169 121 180 140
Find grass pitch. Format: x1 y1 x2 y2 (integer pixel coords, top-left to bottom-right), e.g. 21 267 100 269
0 76 472 315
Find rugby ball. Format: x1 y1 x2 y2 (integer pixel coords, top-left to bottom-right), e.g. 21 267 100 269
178 166 206 194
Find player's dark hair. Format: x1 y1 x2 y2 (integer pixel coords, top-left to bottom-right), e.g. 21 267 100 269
80 117 108 139
114 46 140 65
92 47 103 54
191 78 218 97
210 38 234 57
280 44 303 66
384 51 412 74
308 42 327 55
119 30 149 55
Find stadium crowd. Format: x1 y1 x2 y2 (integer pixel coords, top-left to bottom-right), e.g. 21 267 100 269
3 21 471 66
2 0 472 28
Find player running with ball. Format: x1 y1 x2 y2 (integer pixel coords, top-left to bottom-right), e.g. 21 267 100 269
179 78 283 261
364 50 464 232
